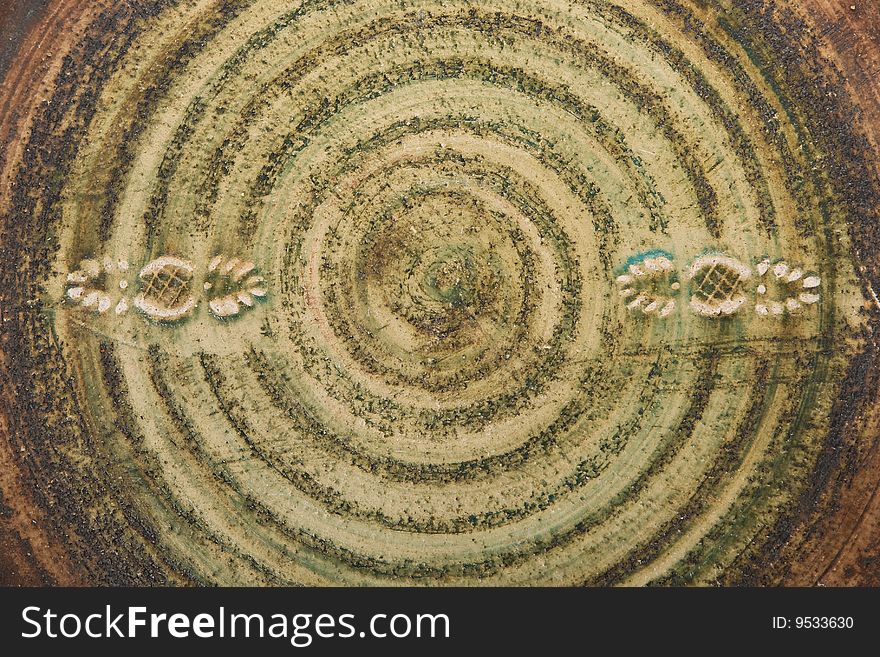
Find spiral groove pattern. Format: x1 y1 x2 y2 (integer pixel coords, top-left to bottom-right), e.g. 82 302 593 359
2 0 879 585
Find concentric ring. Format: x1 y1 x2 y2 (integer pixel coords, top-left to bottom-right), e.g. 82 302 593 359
1 0 879 586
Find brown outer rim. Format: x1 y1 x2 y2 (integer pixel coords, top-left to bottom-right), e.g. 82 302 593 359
0 0 99 586
778 0 880 586
0 0 879 586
